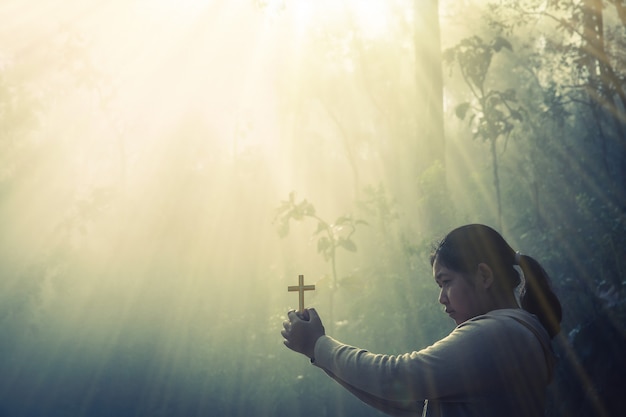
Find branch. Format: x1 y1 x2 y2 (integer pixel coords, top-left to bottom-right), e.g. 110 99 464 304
512 5 626 111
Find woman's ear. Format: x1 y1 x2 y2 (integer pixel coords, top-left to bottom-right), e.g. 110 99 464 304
476 263 494 289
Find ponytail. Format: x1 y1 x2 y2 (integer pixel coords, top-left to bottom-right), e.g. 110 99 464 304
431 224 563 339
517 254 562 339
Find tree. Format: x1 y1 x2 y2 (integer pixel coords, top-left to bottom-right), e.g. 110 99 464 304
262 1 448 235
444 35 521 229
274 192 367 331
414 0 445 167
469 3 626 416
490 0 626 206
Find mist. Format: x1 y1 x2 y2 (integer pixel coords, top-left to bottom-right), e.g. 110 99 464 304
1 1 624 416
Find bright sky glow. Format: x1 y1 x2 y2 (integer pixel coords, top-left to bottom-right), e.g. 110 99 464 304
137 0 214 15
1 1 614 416
0 0 411 339
289 0 390 37
0 3 449 410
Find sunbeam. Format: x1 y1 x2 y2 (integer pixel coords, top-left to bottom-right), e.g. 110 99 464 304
1 1 624 416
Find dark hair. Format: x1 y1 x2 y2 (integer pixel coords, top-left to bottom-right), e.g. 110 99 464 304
430 224 562 338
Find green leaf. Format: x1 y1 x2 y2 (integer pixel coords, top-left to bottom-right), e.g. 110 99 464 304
510 110 523 122
317 237 330 254
455 102 471 120
338 238 357 252
334 215 351 225
492 36 513 52
314 221 329 235
442 48 456 64
302 201 316 216
501 88 517 101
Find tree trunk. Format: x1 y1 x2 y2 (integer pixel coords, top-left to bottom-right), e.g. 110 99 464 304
582 0 626 205
414 0 445 167
491 138 502 230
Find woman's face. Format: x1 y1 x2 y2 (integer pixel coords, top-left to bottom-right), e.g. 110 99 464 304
433 259 486 325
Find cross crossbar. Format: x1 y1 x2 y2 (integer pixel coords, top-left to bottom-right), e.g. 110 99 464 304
288 274 315 313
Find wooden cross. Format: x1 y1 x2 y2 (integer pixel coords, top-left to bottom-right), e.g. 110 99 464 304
288 274 315 313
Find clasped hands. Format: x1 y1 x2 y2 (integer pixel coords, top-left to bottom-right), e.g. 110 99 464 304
281 308 325 360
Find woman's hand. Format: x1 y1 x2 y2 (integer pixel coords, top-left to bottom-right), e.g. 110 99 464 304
281 308 325 360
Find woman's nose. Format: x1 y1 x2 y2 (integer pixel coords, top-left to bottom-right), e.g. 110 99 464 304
438 288 447 305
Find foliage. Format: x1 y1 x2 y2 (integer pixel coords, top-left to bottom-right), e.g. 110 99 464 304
455 2 626 416
1 1 625 417
487 0 626 190
444 35 520 134
444 35 523 228
274 192 367 268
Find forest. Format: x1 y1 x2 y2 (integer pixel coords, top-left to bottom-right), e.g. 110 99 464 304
0 0 624 416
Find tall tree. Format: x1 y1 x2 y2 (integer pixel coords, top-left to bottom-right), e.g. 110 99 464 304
444 36 520 229
269 1 449 233
414 0 445 166
491 0 626 206
383 0 447 227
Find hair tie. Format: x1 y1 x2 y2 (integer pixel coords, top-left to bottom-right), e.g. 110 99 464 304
514 251 522 265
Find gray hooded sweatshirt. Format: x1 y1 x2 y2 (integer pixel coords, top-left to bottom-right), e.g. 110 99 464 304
313 308 555 417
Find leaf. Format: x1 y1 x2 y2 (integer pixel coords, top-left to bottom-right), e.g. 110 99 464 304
442 47 456 64
314 221 329 235
501 88 517 102
338 238 357 252
486 95 502 109
317 237 331 254
274 201 291 219
302 201 316 216
334 215 352 225
492 36 513 52
455 102 471 120
510 110 523 122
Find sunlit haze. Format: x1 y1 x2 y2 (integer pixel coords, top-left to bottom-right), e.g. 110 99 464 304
3 0 618 415
1 2 449 411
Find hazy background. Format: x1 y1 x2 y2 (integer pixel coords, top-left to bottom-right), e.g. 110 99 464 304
1 1 624 416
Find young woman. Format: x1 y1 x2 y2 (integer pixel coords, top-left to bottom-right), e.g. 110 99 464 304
281 224 562 417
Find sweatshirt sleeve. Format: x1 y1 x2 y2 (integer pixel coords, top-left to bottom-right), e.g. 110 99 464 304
312 313 549 403
318 364 425 417
313 335 451 402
